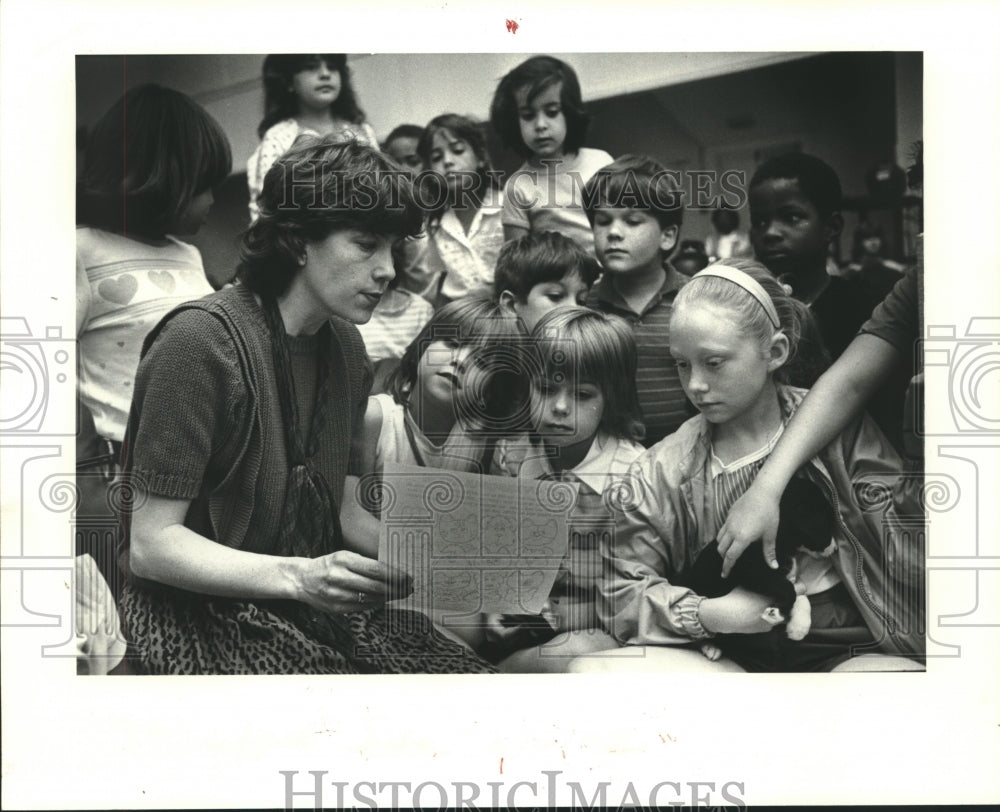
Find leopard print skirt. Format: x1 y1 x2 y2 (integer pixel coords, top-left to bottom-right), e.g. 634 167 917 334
120 585 496 675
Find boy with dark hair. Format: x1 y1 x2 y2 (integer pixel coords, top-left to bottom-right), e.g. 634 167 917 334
748 152 909 450
494 230 601 333
582 154 691 447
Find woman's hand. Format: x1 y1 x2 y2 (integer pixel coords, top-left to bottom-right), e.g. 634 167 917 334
294 550 412 614
698 587 782 635
715 484 782 577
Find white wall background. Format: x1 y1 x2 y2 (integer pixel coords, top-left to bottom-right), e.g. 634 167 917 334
78 52 812 171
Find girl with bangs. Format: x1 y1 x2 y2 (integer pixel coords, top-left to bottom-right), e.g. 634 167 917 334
246 54 378 222
484 307 646 671
409 113 505 306
119 137 494 674
490 56 613 256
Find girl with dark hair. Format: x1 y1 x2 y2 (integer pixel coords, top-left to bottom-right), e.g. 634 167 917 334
412 113 505 305
119 136 495 674
246 54 378 222
489 55 612 255
76 84 231 585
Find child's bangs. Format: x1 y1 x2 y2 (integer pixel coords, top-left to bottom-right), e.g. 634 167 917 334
416 302 491 354
535 328 609 392
524 71 562 103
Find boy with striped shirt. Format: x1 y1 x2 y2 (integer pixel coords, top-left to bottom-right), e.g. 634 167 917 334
583 154 692 447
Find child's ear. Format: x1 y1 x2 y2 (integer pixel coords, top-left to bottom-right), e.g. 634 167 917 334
659 224 679 255
823 211 844 243
498 289 519 315
767 331 791 373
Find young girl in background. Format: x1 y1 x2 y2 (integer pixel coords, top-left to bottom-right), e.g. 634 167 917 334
588 259 923 673
413 114 505 305
486 307 646 672
358 247 434 372
76 83 231 585
490 56 613 256
246 54 378 221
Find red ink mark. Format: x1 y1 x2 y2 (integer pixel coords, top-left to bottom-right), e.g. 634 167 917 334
561 749 566 760
499 757 504 774
506 19 519 34
659 733 666 743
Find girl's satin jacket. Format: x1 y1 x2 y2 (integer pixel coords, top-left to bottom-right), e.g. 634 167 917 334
598 385 924 658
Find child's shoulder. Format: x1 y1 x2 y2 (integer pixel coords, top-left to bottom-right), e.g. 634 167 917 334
633 415 711 483
613 436 647 465
571 148 614 175
261 118 299 139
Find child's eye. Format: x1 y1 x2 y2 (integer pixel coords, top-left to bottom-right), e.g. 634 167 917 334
429 150 443 163
452 143 466 154
707 358 724 369
674 359 690 372
543 105 562 117
519 111 536 122
576 389 596 401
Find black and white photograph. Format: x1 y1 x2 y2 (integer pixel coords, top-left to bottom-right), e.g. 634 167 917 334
2 2 999 809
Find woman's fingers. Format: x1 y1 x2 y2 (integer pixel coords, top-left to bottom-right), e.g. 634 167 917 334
324 551 412 590
300 551 414 612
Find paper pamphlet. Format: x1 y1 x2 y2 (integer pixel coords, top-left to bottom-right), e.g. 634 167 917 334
377 462 577 616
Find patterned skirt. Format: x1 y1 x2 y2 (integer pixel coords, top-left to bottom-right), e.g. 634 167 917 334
120 584 496 675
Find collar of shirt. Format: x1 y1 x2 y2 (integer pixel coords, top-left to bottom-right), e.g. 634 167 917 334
436 189 504 245
502 431 639 495
588 262 687 317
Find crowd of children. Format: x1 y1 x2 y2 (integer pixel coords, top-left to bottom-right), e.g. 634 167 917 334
75 53 924 674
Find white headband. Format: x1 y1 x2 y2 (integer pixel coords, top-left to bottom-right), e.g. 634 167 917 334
693 265 781 330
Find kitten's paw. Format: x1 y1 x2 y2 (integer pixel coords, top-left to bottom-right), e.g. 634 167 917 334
700 643 723 661
761 606 786 626
786 595 812 641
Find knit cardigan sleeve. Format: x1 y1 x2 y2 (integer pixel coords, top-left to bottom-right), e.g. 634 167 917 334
129 308 249 500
